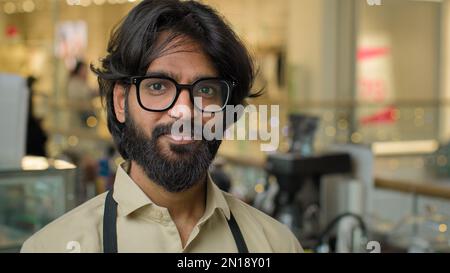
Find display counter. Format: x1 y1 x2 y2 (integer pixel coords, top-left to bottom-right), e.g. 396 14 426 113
0 156 77 252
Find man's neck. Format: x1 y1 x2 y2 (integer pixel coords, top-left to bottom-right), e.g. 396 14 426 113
128 161 207 223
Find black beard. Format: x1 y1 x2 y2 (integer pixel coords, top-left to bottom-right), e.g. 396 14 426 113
121 109 221 193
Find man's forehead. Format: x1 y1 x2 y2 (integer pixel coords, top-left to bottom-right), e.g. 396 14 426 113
147 31 218 81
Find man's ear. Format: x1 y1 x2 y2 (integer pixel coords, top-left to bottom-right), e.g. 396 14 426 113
113 83 126 123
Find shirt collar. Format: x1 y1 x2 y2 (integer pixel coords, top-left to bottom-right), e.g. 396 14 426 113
112 161 230 221
112 161 153 217
202 172 231 222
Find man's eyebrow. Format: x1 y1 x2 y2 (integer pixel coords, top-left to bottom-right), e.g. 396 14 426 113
144 70 218 83
145 70 177 79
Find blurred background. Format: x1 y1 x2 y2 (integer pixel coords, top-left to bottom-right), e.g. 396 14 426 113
1 0 450 253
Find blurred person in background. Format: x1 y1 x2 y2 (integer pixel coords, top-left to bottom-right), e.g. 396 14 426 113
67 60 96 128
25 76 47 157
21 0 302 253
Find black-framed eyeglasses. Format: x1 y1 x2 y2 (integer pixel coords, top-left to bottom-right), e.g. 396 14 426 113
126 76 235 113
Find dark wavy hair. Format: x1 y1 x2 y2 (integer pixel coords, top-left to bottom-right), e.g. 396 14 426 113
91 0 257 159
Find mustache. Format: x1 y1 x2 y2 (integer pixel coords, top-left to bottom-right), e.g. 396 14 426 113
151 121 205 139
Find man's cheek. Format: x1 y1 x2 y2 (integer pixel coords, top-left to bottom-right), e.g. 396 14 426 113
139 115 161 137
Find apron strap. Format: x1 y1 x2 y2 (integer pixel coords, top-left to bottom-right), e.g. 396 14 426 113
103 190 249 253
103 190 118 253
226 212 249 253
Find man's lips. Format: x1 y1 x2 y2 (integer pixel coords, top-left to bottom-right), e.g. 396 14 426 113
164 134 195 144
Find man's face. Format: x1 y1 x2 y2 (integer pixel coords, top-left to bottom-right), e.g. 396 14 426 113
113 36 222 192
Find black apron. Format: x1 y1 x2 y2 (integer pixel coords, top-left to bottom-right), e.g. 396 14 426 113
103 190 249 253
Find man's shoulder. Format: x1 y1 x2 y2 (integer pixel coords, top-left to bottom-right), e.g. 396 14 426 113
21 192 107 253
223 192 283 229
223 192 303 253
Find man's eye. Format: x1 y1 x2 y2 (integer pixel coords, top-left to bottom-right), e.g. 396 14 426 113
149 83 165 91
198 87 215 96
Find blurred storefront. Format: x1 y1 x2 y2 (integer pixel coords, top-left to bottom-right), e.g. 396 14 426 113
1 0 450 252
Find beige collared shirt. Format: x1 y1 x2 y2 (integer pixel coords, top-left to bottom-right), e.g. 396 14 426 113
21 162 303 253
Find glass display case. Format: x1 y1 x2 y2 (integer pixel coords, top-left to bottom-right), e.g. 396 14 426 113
0 156 77 252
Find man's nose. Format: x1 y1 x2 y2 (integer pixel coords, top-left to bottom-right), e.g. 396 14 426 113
168 89 196 120
175 89 192 108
